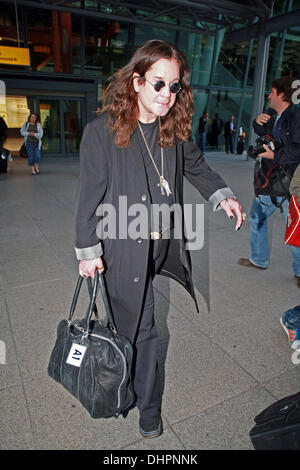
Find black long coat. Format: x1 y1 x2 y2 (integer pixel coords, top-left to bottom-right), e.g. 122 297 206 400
75 113 230 342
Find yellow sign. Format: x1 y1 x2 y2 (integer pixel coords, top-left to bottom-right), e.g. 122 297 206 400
0 46 30 66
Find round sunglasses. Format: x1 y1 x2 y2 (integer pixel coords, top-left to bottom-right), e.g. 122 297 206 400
143 76 182 94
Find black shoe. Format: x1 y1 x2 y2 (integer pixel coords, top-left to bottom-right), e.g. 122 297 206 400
139 415 162 439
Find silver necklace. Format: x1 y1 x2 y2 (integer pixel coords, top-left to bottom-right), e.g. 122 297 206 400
137 117 172 197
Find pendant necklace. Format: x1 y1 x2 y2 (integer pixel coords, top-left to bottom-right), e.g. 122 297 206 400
137 117 172 197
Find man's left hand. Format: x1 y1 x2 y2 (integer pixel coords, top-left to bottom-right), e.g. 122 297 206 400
259 144 274 160
220 197 243 231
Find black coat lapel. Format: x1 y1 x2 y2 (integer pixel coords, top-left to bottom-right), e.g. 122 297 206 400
126 128 149 189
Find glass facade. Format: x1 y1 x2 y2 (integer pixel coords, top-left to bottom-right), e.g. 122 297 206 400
63 100 82 153
0 0 299 154
40 99 61 153
178 31 215 87
213 31 248 89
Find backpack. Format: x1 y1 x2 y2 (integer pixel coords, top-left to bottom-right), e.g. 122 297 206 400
253 157 293 208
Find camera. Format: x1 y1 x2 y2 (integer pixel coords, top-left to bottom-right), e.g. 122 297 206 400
247 135 283 159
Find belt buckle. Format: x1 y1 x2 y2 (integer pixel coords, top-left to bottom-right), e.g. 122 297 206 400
150 231 162 240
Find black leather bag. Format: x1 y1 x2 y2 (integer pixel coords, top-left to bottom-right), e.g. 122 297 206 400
19 143 27 158
249 391 300 450
48 273 135 419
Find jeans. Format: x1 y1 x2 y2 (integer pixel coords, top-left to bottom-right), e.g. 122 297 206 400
26 142 41 166
282 305 300 329
249 195 300 276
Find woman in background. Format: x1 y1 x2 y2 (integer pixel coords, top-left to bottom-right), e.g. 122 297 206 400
21 113 43 175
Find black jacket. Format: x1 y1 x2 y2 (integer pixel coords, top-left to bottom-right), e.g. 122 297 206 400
0 117 7 137
253 105 300 172
198 117 208 133
224 121 235 137
75 113 235 341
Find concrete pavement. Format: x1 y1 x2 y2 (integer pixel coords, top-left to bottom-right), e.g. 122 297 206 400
0 151 299 450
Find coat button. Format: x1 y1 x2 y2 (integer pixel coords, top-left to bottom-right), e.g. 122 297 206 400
134 277 140 283
141 194 147 202
137 238 143 244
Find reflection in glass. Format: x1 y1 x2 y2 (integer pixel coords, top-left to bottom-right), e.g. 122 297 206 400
135 24 175 48
178 31 214 87
85 19 128 77
40 100 61 153
0 5 26 72
71 15 81 75
213 31 248 88
278 28 300 78
25 8 80 74
192 90 208 137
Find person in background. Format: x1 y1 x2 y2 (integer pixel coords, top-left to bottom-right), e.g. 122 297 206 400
238 77 300 287
224 115 236 154
211 113 223 148
281 305 300 351
20 113 43 175
0 116 8 147
198 111 208 154
280 165 300 349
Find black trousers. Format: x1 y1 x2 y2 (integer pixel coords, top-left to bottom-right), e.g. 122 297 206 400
225 134 234 153
0 135 6 147
132 238 170 419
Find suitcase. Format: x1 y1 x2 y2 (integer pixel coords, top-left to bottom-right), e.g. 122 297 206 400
237 140 244 155
249 391 300 450
0 148 8 173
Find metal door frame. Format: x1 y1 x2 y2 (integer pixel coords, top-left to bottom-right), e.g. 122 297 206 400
36 95 86 156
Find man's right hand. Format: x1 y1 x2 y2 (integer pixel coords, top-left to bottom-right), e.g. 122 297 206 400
79 257 104 279
255 113 271 126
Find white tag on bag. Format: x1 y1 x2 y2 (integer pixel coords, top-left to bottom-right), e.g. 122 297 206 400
66 343 87 367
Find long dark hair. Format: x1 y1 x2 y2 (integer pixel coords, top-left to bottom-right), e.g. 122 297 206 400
102 39 194 148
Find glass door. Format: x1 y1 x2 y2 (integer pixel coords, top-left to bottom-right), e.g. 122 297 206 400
63 100 82 153
38 97 84 155
39 99 61 153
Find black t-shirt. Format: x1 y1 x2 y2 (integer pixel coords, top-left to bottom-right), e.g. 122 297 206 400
137 119 174 231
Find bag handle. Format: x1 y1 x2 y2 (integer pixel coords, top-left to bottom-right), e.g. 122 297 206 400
87 277 99 320
68 273 117 334
98 274 117 332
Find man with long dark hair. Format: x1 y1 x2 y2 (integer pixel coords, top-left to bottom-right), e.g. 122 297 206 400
75 39 242 438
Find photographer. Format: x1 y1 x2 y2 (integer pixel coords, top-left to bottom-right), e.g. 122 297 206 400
238 76 300 287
